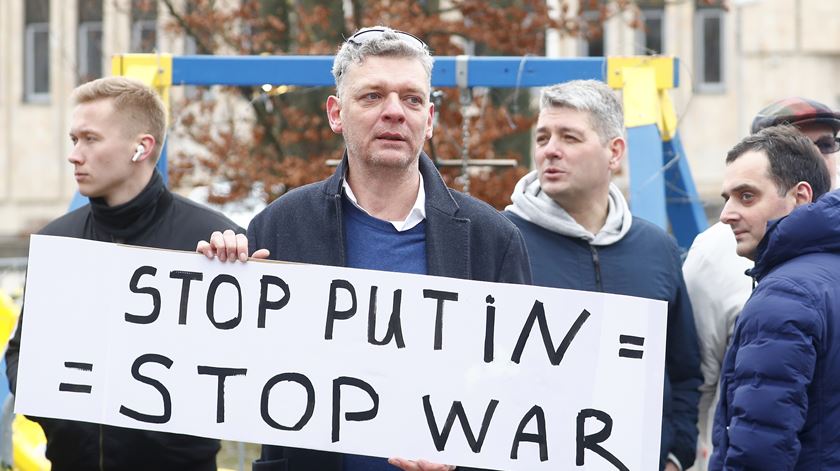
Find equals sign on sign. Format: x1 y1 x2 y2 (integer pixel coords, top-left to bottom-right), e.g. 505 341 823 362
59 361 93 394
618 335 645 359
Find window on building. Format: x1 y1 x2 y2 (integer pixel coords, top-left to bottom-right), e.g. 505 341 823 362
636 2 665 55
695 3 725 92
24 0 50 103
78 0 103 83
131 0 158 53
580 12 605 57
578 2 605 57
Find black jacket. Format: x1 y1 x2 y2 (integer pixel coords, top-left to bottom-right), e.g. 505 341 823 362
5 171 241 471
251 154 531 471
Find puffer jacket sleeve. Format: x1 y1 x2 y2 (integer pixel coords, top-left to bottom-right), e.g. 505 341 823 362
719 278 820 470
665 244 703 469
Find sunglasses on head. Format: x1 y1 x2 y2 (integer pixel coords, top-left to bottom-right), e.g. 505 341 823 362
346 28 427 50
813 136 840 155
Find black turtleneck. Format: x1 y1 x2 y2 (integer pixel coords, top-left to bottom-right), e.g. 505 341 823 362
88 170 172 243
30 169 241 252
7 169 242 471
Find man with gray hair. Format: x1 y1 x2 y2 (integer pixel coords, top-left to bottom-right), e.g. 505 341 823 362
198 26 530 471
505 80 701 471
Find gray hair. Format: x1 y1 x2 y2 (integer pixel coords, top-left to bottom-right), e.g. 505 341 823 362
332 26 434 98
540 79 625 143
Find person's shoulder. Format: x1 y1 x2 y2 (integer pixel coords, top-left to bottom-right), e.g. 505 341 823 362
450 191 518 232
261 180 328 214
627 216 680 249
249 180 331 233
503 209 533 228
170 193 242 231
685 221 751 269
764 250 840 294
449 190 506 220
693 220 735 245
740 272 825 340
620 217 689 274
38 205 91 236
687 222 734 256
629 215 669 236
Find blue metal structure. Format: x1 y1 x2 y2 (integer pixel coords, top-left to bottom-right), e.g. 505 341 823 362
109 54 706 249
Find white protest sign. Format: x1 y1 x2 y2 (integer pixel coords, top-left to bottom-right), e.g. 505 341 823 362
17 235 665 470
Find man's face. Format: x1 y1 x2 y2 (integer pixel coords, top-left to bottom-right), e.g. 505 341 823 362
534 106 623 205
797 123 839 188
326 56 433 171
720 150 798 260
68 99 139 206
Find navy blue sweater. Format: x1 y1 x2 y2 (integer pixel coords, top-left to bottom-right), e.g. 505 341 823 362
343 198 427 275
342 198 427 471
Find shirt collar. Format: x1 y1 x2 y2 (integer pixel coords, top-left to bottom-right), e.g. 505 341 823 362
342 174 426 232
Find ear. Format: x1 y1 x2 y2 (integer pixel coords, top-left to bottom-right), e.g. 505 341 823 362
791 181 814 206
607 136 626 172
135 135 156 163
326 95 343 134
425 101 434 140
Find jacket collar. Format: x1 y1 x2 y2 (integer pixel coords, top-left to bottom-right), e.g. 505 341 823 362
325 151 469 279
749 190 840 281
506 170 632 246
323 151 461 216
89 170 171 242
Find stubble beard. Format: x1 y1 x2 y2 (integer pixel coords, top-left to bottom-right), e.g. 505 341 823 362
345 134 421 172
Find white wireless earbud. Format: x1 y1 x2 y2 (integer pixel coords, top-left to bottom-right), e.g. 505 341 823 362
131 144 145 162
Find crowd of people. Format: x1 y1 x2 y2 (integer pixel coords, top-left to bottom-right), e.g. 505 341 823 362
5 24 840 471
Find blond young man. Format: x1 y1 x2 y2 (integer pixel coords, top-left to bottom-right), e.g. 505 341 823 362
6 77 240 470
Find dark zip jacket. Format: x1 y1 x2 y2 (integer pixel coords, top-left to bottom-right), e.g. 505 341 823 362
5 171 241 471
505 211 702 470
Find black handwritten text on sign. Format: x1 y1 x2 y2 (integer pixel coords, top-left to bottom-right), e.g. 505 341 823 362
17 236 668 471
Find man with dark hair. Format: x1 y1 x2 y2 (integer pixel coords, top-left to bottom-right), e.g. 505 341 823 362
683 97 840 468
710 124 839 469
198 26 531 471
5 76 241 470
504 80 701 471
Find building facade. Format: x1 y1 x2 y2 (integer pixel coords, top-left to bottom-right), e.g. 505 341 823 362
1 0 840 250
550 0 840 203
0 0 189 253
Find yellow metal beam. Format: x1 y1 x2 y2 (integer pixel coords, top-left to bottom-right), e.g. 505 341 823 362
657 89 679 141
606 56 676 90
609 56 679 141
111 53 173 114
621 66 660 128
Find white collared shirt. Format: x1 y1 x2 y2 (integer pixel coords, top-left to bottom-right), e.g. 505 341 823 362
342 174 426 232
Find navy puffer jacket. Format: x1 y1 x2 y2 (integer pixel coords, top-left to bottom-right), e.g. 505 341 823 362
711 190 840 470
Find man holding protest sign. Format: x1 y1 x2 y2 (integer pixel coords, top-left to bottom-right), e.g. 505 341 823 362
711 125 838 470
504 80 702 471
198 26 531 471
6 77 240 470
